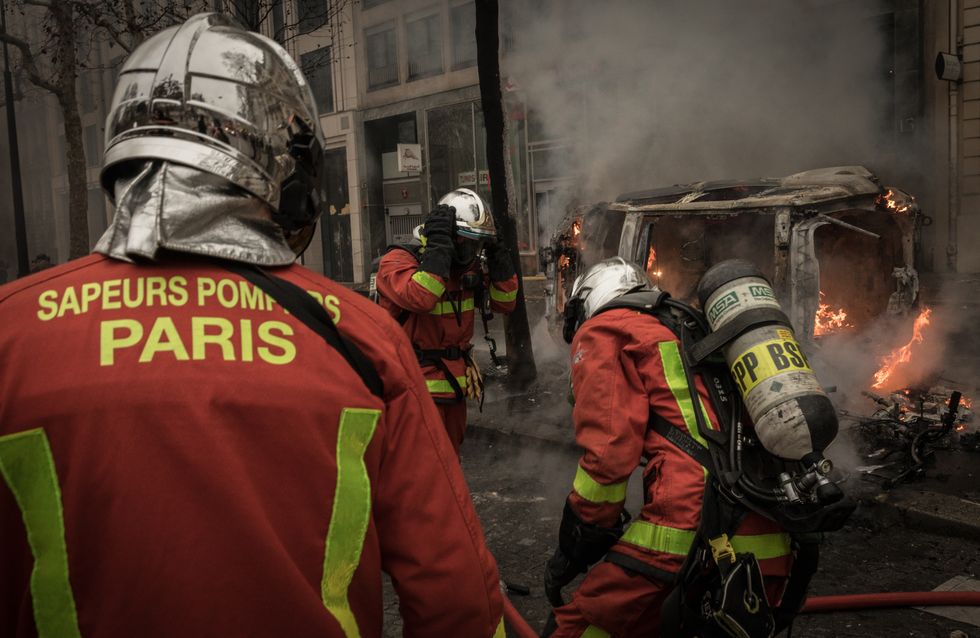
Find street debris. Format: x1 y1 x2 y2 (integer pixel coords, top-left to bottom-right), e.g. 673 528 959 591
845 386 975 488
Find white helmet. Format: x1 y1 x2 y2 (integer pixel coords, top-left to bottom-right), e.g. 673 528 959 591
437 188 496 240
570 257 654 320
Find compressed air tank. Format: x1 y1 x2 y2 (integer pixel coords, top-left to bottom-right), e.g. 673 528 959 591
697 260 837 460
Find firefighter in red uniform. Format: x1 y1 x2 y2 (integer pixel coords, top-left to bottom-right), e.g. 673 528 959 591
375 189 518 452
543 258 793 637
0 14 507 638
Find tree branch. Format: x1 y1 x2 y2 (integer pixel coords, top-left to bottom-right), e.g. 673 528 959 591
0 31 58 93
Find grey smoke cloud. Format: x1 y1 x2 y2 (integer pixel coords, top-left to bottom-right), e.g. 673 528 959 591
504 0 889 221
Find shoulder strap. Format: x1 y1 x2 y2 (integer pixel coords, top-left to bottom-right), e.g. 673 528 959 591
222 262 384 399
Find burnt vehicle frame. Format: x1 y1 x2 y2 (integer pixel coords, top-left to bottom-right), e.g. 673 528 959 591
542 166 923 340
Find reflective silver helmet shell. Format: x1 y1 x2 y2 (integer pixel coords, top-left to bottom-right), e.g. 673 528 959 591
437 188 496 240
100 12 323 216
571 257 654 320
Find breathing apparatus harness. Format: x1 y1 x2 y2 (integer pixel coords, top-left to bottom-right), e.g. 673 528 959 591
563 287 854 637
370 243 496 406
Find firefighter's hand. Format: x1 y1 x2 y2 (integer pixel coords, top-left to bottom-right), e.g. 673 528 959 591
423 204 456 238
420 205 455 280
485 241 515 282
544 547 582 608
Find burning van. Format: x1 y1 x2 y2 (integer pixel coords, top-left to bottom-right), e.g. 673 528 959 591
542 166 922 341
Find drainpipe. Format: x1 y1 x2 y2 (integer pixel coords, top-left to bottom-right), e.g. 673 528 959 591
948 0 960 271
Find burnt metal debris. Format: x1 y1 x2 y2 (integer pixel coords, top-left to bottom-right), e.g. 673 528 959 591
845 386 977 488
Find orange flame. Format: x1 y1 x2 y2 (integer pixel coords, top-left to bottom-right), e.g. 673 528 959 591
876 189 911 214
871 308 932 389
645 245 662 278
813 291 852 336
572 219 581 238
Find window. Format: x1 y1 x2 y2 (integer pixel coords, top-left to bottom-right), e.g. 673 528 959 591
407 13 442 80
88 186 108 242
366 25 398 89
232 0 260 30
79 71 99 113
298 0 328 34
301 48 334 114
84 125 102 167
271 0 285 42
451 2 476 69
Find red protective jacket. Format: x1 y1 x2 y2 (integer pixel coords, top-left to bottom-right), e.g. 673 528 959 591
375 247 518 403
567 308 793 581
0 254 505 638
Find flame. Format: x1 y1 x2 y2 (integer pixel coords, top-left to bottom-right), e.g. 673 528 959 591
962 396 973 410
644 245 662 278
813 291 852 336
572 219 581 238
875 189 912 214
871 308 932 389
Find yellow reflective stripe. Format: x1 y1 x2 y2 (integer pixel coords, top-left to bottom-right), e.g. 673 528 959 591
493 617 507 637
0 429 82 638
731 532 793 560
411 270 446 297
659 341 712 478
430 297 475 315
489 285 517 303
620 520 696 556
426 376 469 393
321 408 381 638
621 520 792 561
582 625 611 638
572 465 627 504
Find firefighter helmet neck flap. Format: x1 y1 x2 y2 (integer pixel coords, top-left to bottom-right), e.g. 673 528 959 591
437 188 496 267
95 13 326 265
563 257 655 343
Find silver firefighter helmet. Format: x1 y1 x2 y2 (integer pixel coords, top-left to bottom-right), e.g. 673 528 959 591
100 13 325 247
437 188 496 241
570 257 654 321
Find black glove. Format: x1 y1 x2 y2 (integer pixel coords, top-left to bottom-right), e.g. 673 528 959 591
419 205 455 280
485 241 515 282
544 547 582 608
543 501 629 607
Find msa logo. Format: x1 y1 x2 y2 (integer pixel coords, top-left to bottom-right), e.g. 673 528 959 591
707 291 739 324
748 285 775 300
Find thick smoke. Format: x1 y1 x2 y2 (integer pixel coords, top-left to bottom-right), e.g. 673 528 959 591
504 0 889 238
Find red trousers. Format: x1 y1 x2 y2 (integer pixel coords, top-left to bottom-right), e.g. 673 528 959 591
436 401 468 453
552 562 786 638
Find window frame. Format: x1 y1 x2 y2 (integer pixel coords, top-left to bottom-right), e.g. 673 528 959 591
405 9 444 81
365 22 399 91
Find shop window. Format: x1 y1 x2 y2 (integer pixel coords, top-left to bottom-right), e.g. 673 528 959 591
407 12 442 80
451 2 476 69
426 102 476 206
84 125 102 167
321 147 353 281
298 0 328 34
366 25 398 89
301 48 334 114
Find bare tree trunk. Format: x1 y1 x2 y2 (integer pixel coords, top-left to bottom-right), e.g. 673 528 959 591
52 2 89 258
474 0 537 386
59 91 90 258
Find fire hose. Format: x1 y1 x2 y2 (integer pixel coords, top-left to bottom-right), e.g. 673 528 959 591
801 591 980 613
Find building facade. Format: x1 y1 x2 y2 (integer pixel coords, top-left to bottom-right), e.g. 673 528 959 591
3 0 980 282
